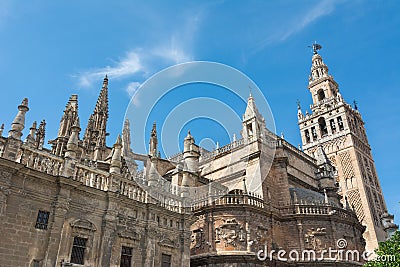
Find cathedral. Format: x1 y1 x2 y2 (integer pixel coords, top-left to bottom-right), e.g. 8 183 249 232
0 48 397 267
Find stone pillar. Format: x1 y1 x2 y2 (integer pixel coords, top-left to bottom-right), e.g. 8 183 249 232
98 192 118 266
44 185 70 266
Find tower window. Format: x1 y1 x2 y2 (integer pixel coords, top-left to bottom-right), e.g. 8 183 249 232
311 127 317 140
247 124 253 136
70 236 87 265
317 89 325 101
161 254 172 267
330 119 336 133
318 117 328 136
120 246 133 267
35 210 50 230
305 129 310 143
337 116 344 131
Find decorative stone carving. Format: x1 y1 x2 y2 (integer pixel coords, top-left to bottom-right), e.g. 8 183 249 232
191 228 205 250
118 228 141 241
215 218 246 247
159 235 179 248
304 227 328 251
70 219 97 232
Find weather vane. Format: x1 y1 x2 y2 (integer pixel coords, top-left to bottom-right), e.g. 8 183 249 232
308 41 322 54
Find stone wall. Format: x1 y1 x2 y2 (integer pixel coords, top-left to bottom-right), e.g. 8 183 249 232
0 158 191 267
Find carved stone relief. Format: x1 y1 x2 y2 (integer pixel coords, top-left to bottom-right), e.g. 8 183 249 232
215 218 246 247
304 227 328 251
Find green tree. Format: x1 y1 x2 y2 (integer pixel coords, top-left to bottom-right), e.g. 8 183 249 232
364 231 400 267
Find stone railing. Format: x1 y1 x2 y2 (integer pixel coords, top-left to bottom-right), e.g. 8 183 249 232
167 152 184 162
191 192 265 211
200 137 248 162
18 146 64 176
310 95 336 110
280 203 354 220
277 138 317 164
73 163 110 191
119 178 147 203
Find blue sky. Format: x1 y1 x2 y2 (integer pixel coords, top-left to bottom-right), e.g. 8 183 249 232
0 1 399 224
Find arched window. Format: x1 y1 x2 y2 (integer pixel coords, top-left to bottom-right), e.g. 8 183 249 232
311 127 317 140
337 116 344 131
318 117 328 136
317 89 325 101
330 119 336 133
304 129 310 143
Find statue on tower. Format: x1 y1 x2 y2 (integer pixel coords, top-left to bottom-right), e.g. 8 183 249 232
310 42 322 54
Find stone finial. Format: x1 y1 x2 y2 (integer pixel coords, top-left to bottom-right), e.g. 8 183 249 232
0 123 4 136
297 100 304 119
65 117 80 159
25 121 37 146
324 189 329 204
149 122 158 157
293 190 299 204
110 134 122 174
8 98 29 139
36 120 46 149
242 177 248 194
344 196 351 210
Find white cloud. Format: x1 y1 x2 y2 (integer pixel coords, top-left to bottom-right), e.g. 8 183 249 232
254 0 339 51
74 9 202 102
77 51 144 88
151 38 193 64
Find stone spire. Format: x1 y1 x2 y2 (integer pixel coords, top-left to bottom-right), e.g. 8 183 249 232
109 135 122 174
83 76 109 160
121 118 137 173
64 117 81 159
297 101 304 120
49 94 78 156
35 120 46 149
0 123 4 136
122 119 132 157
25 121 37 147
243 93 263 122
242 94 266 139
8 98 29 139
149 122 158 157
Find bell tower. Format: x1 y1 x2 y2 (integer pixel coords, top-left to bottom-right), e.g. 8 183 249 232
298 44 397 253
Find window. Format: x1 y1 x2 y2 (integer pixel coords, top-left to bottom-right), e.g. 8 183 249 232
161 254 171 267
247 124 253 136
70 237 87 265
317 89 325 101
35 210 50 230
311 127 317 140
120 246 133 267
318 117 328 136
330 119 336 133
337 116 344 131
304 130 310 143
32 260 40 267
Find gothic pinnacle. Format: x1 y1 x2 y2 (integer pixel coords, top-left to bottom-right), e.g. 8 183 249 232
9 98 29 139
